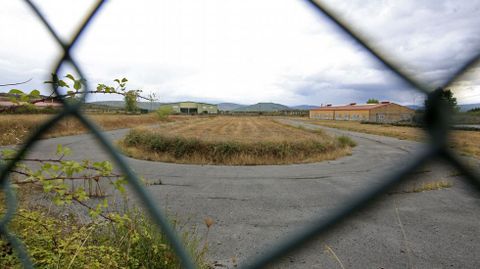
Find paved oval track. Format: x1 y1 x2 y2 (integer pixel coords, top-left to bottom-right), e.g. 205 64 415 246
22 119 480 268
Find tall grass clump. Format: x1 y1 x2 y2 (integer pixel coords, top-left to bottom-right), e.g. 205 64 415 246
337 135 357 147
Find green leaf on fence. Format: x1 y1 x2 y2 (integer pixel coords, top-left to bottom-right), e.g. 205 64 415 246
74 80 82 90
65 74 75 81
29 89 40 97
20 95 30 102
58 80 70 88
9 89 24 95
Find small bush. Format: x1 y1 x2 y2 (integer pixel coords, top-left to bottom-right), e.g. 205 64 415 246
0 207 208 269
0 144 209 268
337 135 356 147
157 106 173 119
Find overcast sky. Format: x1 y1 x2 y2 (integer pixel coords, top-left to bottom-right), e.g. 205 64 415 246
1 0 480 106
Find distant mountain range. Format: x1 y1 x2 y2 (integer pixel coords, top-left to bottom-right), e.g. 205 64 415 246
218 102 318 112
217 103 246 111
90 101 319 112
459 103 480 112
406 105 423 110
91 101 165 111
89 100 480 112
231 102 290 112
406 103 480 112
290 105 319 110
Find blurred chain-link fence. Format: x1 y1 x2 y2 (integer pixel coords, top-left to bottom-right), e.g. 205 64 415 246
1 0 480 268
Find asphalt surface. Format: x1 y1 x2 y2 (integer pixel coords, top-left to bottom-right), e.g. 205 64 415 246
16 119 480 268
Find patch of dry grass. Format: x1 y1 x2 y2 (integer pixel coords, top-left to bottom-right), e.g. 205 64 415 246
303 119 426 141
408 180 453 193
120 117 355 165
0 113 165 145
304 119 480 159
450 130 480 158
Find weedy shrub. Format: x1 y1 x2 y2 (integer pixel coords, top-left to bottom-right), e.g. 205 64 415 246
0 208 122 268
337 135 357 147
0 145 209 268
0 207 208 269
157 106 174 119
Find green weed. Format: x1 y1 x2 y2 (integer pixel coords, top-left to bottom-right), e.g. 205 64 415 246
0 206 209 269
337 135 357 147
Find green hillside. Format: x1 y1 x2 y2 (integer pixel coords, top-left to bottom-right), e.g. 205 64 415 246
232 102 290 112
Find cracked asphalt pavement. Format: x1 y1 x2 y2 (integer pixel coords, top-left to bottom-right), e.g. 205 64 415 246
18 119 480 268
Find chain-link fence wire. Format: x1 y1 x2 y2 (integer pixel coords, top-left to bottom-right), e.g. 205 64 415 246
0 0 479 268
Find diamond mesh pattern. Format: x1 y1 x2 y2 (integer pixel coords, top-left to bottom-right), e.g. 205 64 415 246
1 1 479 268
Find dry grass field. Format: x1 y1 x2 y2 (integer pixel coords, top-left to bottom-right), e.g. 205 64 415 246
121 117 356 165
302 119 426 141
450 131 480 158
0 113 165 145
303 119 480 159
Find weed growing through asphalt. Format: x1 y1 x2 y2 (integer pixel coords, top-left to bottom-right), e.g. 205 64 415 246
336 135 357 147
412 180 453 192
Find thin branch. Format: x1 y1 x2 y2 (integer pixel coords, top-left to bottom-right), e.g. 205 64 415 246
66 225 95 269
15 212 52 231
6 158 64 163
13 174 120 184
10 169 30 177
28 90 152 104
72 197 115 222
6 158 122 176
0 78 32 87
1 89 150 109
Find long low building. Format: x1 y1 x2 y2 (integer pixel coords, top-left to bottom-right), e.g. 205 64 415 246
309 102 415 123
160 102 218 115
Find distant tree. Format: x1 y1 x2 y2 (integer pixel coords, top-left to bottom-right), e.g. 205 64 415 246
156 105 173 119
467 107 480 113
3 75 155 114
366 98 379 104
147 92 157 111
125 90 139 113
424 88 459 113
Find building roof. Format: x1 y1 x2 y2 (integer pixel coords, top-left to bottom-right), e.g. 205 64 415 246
162 101 218 106
0 101 17 107
310 102 408 111
34 101 63 107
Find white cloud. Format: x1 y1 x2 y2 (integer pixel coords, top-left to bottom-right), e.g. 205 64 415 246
0 0 479 106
